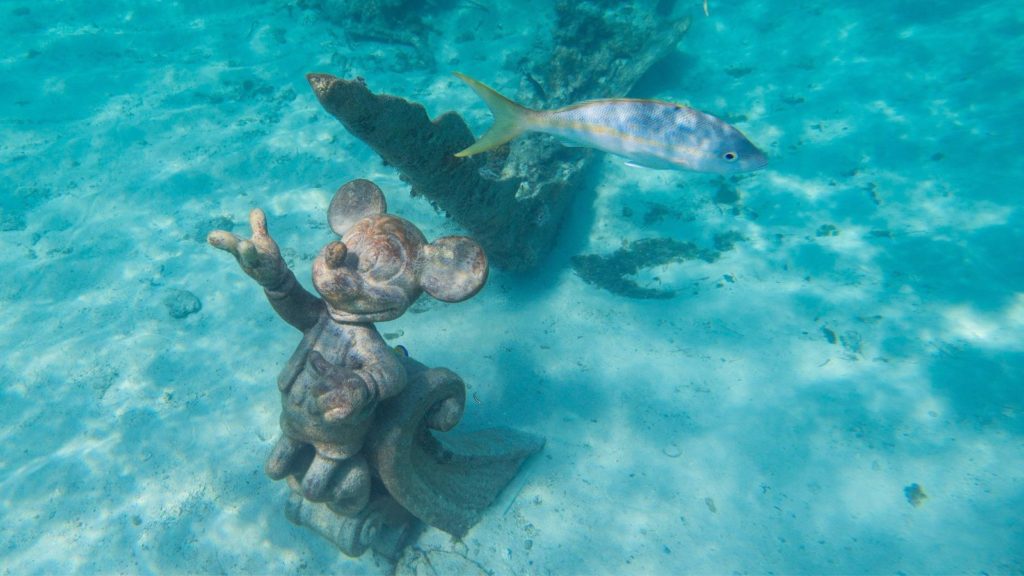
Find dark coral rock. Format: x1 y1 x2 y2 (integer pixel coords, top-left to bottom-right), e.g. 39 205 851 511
300 0 437 70
0 209 26 232
307 4 690 270
307 74 562 271
572 238 700 299
643 203 675 225
163 288 202 319
815 224 839 237
1 186 54 231
904 483 927 507
713 181 741 205
520 2 690 108
712 230 745 252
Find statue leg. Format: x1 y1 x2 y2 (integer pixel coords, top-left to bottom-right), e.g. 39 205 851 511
327 454 371 516
266 435 306 480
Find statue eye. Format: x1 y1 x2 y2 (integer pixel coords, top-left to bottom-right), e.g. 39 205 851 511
723 151 738 162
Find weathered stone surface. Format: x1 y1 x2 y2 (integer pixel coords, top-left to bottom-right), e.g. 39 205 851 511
284 492 414 558
368 357 544 538
209 178 543 558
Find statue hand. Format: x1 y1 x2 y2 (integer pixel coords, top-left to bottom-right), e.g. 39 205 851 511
208 208 289 289
308 352 374 423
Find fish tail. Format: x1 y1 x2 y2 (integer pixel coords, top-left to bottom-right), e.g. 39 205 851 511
453 72 536 157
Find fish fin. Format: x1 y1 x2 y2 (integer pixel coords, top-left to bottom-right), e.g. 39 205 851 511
623 158 677 170
454 72 535 157
556 137 588 149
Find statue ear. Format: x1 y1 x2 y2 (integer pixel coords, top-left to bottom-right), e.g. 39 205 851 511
417 236 488 302
328 179 387 236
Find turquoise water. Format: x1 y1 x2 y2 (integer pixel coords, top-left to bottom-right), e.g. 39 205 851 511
1 1 1021 574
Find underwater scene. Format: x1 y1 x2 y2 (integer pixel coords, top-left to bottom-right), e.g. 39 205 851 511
1 0 1022 574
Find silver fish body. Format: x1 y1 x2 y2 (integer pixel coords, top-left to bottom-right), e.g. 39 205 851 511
453 72 767 175
539 99 767 174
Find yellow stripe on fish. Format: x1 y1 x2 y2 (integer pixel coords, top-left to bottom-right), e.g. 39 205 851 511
544 115 708 162
453 72 767 175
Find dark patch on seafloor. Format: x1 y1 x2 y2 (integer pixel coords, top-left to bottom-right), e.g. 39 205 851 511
193 215 235 244
163 288 202 319
904 483 927 507
572 234 744 299
1 185 55 232
819 319 864 356
299 0 437 72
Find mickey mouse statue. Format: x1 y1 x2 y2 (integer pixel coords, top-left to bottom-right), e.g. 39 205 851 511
209 179 542 558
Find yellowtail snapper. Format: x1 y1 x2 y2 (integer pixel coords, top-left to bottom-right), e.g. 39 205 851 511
454 72 767 174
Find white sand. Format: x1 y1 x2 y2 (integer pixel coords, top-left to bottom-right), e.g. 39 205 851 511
1 1 1021 574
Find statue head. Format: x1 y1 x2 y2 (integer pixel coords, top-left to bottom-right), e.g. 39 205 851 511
312 179 488 323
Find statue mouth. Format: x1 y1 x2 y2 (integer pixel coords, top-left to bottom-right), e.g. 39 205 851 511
324 304 401 323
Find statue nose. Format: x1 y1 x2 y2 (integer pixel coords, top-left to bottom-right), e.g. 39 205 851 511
324 241 348 269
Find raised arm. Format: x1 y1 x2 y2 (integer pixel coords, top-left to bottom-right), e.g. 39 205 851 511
208 208 324 332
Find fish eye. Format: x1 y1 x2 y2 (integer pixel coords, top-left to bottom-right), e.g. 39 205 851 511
723 151 738 162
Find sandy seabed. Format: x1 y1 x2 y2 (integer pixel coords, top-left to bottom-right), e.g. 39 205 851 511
1 1 1022 574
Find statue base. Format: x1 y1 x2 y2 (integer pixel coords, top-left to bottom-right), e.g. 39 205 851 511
280 355 544 557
